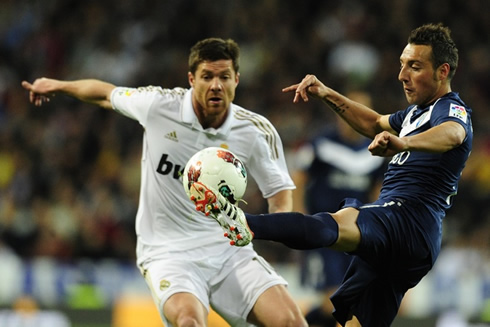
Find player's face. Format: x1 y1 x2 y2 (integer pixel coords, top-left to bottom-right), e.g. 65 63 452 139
398 44 446 107
189 59 239 128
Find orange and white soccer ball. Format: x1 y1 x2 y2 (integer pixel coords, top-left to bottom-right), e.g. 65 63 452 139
183 147 247 204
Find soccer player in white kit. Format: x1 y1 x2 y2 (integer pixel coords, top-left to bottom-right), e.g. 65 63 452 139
21 38 307 327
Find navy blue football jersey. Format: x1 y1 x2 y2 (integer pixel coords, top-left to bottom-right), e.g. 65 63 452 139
380 91 472 259
381 92 472 212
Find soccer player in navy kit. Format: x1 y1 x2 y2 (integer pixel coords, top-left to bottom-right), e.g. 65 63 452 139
190 23 473 326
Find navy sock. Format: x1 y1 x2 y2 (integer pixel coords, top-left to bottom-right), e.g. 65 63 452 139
245 212 339 249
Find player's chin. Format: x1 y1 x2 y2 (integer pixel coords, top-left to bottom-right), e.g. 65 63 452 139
204 102 220 110
404 92 418 105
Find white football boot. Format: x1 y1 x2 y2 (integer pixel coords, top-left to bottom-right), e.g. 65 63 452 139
188 182 254 246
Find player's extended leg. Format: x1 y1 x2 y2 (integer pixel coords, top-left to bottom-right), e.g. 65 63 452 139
188 182 361 251
245 212 338 250
245 212 339 249
247 207 361 252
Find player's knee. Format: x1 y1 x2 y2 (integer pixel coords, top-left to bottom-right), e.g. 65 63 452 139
269 311 308 327
290 313 309 327
249 304 307 327
171 315 203 327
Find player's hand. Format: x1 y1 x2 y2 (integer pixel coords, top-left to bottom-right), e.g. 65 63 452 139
368 131 407 157
21 78 57 106
282 74 327 103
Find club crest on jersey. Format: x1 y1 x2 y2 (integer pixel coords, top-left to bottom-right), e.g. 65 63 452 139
116 88 136 97
449 103 467 123
159 279 171 290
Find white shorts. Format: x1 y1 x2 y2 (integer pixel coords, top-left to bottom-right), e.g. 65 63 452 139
138 245 288 327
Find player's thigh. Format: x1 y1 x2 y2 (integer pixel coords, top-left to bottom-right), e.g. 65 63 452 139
209 249 292 326
249 284 306 326
345 315 362 327
140 256 211 326
330 207 361 252
164 292 208 326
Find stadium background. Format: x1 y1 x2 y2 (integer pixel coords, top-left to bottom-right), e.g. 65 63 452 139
0 0 489 326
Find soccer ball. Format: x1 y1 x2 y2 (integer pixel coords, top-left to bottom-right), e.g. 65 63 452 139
183 147 247 204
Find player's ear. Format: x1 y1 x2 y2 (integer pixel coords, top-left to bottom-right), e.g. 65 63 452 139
188 72 195 87
235 72 240 86
438 63 450 81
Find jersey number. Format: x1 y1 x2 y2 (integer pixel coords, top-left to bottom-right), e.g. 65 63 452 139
389 151 411 165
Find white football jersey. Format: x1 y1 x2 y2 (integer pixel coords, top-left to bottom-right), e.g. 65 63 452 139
110 86 295 264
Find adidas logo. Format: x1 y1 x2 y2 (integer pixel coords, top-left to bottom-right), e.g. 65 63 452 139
165 131 178 142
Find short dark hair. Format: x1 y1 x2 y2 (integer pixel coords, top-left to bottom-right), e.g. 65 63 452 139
188 38 240 74
408 23 459 80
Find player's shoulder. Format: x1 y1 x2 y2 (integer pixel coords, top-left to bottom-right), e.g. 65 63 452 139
230 104 275 128
433 92 471 123
230 105 283 160
138 86 188 97
230 105 280 143
113 86 188 101
435 92 470 111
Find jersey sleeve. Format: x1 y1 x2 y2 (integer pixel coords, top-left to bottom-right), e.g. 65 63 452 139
246 124 296 198
110 86 160 127
431 99 471 135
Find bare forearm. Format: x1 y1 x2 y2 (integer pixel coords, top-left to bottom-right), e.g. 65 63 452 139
369 121 465 157
53 79 115 109
405 121 465 153
321 90 384 139
22 78 116 109
282 75 389 139
267 189 293 213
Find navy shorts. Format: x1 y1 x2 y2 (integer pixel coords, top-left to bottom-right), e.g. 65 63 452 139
330 198 435 326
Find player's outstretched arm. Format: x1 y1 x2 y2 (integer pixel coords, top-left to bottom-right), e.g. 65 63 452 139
21 78 116 110
283 74 393 139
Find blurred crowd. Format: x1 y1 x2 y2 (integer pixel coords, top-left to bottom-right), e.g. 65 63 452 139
0 0 489 263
